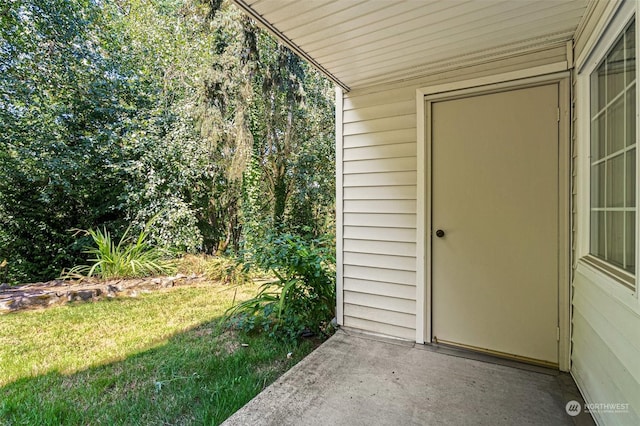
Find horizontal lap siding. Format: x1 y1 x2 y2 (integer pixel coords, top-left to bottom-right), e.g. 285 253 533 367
344 226 416 242
345 304 415 329
344 265 415 286
344 278 415 300
344 252 415 271
343 213 416 229
572 265 640 425
344 142 416 161
343 100 415 123
339 45 568 341
343 157 416 174
343 185 416 200
344 292 415 314
344 129 416 148
343 239 416 256
344 199 416 214
343 316 415 341
344 115 415 136
342 82 418 340
343 171 417 187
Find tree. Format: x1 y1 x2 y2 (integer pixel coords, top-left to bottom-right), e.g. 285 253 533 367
0 0 137 281
0 0 335 284
198 1 335 245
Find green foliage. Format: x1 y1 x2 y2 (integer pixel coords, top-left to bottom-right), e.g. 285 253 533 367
226 232 336 342
0 0 335 284
246 31 336 237
0 0 137 282
199 1 335 249
62 224 175 280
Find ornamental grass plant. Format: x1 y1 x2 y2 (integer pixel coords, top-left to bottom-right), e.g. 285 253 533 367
61 223 175 280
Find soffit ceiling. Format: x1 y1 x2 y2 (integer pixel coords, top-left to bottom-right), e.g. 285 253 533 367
234 0 591 91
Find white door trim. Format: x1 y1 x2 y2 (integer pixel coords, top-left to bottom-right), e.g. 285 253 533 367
416 71 571 371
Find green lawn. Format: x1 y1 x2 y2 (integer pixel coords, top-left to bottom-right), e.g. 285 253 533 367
0 282 316 425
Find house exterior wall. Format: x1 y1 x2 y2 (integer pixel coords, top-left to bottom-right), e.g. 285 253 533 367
340 84 418 340
571 1 640 424
571 264 640 425
338 44 569 341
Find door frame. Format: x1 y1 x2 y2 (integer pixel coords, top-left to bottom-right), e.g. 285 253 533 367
415 69 571 370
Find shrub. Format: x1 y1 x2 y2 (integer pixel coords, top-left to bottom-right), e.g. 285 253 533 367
225 232 335 342
61 223 175 280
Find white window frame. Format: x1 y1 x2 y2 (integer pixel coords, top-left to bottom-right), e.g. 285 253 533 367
576 0 639 296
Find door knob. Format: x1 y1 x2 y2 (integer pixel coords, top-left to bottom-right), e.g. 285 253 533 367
435 229 445 238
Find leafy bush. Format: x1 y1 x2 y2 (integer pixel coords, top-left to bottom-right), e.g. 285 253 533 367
225 232 335 341
61 224 175 280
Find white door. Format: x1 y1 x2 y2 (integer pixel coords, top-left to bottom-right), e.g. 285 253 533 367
431 84 559 366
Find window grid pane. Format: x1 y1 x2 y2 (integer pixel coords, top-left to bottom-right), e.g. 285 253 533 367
590 19 637 278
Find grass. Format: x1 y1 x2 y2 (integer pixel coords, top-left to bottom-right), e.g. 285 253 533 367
0 281 318 425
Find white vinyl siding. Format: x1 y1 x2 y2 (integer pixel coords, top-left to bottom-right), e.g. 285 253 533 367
342 316 415 341
343 266 415 287
341 81 418 336
343 239 416 257
572 264 640 425
343 213 416 229
339 45 569 340
343 100 415 123
343 227 416 243
343 171 417 187
344 143 416 162
343 185 416 200
343 158 416 175
344 115 414 136
344 200 416 214
343 278 415 300
344 129 415 148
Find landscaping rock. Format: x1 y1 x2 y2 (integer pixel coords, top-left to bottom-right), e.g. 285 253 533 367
0 274 208 314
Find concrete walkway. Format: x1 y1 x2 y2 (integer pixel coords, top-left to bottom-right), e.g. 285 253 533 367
223 329 594 426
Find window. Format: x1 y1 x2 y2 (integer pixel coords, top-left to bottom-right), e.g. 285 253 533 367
589 19 636 286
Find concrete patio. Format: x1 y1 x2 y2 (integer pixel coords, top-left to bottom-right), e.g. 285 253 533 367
223 329 595 426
